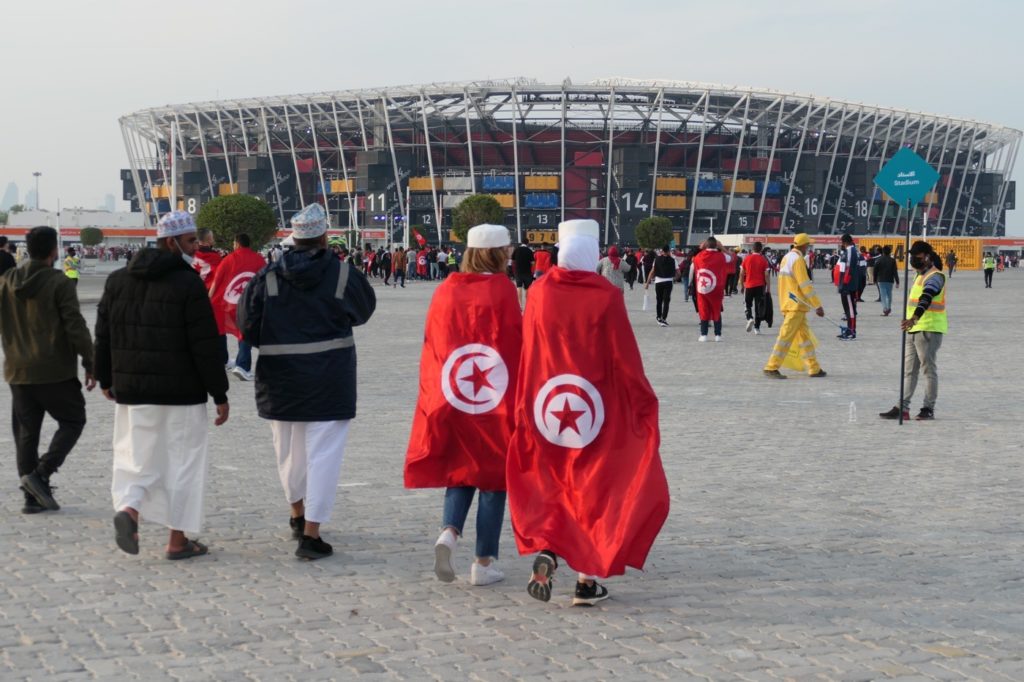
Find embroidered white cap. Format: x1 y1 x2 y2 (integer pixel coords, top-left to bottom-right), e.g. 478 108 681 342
466 223 511 248
156 211 197 238
290 203 329 239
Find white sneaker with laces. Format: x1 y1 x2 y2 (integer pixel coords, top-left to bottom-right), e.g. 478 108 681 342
714 335 722 342
231 366 253 381
698 335 708 342
469 560 505 586
433 528 457 583
745 319 754 333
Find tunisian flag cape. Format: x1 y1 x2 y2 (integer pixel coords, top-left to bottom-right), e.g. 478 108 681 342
405 273 523 491
207 247 267 338
507 267 669 577
692 248 732 321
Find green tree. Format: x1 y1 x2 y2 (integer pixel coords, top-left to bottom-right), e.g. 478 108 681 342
195 195 278 249
80 227 104 246
634 216 674 249
450 194 505 243
8 204 26 214
0 210 7 225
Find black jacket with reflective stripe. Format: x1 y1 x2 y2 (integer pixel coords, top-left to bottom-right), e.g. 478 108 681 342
238 247 376 421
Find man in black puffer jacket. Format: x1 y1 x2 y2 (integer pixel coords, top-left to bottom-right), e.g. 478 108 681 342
94 211 229 561
239 203 376 560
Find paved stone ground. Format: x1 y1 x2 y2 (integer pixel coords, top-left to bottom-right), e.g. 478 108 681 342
1 263 1022 681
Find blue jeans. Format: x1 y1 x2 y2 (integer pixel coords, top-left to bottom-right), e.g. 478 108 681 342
878 282 894 312
235 340 253 371
442 486 506 559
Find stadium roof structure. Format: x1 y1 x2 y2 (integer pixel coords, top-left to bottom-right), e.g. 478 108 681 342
119 78 1021 237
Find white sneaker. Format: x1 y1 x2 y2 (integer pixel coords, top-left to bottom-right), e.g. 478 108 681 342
745 319 754 333
225 359 236 370
433 529 457 583
698 335 708 342
231 366 253 381
753 328 761 335
469 560 505 586
714 335 722 342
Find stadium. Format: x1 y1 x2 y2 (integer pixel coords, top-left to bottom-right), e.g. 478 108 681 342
118 77 1020 246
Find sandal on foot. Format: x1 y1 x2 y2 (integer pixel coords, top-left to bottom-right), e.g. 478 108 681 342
166 540 208 561
527 551 558 602
113 511 139 555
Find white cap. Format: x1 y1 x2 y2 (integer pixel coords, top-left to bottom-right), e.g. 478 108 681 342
290 203 328 239
558 219 600 241
156 211 197 238
466 223 510 248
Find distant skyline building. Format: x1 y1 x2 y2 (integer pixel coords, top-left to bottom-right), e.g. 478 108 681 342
23 189 37 211
1 182 18 211
103 193 116 212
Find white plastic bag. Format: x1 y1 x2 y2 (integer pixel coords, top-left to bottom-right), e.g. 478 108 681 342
642 292 649 312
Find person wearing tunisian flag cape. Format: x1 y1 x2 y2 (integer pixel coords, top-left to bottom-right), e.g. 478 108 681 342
688 236 734 342
405 223 522 587
207 233 266 378
508 218 669 607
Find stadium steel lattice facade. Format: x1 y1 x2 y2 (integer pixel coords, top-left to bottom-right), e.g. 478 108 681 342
119 78 1020 245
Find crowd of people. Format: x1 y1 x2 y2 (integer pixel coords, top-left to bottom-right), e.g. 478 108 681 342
0 199 988 606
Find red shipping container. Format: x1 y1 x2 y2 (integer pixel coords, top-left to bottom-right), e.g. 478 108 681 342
749 157 781 172
759 215 781 232
574 151 604 167
758 198 782 212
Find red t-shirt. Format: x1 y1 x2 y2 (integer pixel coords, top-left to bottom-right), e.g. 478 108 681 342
742 252 769 288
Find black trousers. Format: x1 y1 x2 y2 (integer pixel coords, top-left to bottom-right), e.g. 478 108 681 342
744 285 765 326
394 270 405 287
655 281 673 320
11 378 86 478
984 268 993 287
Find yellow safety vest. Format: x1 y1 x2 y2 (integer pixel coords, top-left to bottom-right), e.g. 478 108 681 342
906 267 947 333
983 257 996 269
63 257 80 279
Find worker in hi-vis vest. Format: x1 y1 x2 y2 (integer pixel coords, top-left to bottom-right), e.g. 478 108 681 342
982 253 996 288
63 247 81 287
880 240 947 422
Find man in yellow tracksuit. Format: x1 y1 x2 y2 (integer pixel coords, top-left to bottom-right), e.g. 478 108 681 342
763 233 826 378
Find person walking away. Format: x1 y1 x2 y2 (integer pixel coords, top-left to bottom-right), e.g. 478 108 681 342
982 252 995 288
836 234 861 339
512 242 535 308
873 245 899 316
238 204 376 560
741 241 770 334
1 226 95 513
62 247 81 287
94 211 229 559
596 246 631 293
762 233 827 379
508 219 669 606
622 248 638 289
192 228 223 285
533 245 553 279
689 237 733 342
206 233 267 382
880 241 947 421
381 248 393 285
0 236 17 276
404 223 521 586
392 246 407 288
945 250 957 277
644 245 676 327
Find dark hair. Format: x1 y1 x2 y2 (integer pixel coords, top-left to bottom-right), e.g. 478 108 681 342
26 226 58 260
67 247 76 257
0 236 7 248
909 240 943 270
753 241 763 253
705 237 718 249
197 228 213 242
661 244 670 252
234 233 251 248
294 235 325 249
882 245 892 255
840 233 853 245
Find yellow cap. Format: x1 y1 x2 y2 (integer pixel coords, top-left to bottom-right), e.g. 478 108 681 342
793 233 812 246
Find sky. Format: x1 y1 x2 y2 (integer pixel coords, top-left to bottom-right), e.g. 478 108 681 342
2 0 1022 233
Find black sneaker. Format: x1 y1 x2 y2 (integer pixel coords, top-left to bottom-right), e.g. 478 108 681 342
660 320 670 328
289 515 305 540
879 406 910 420
20 471 59 511
527 551 558 602
762 369 787 379
572 581 610 607
809 369 827 378
21 490 45 515
915 407 935 421
296 535 333 560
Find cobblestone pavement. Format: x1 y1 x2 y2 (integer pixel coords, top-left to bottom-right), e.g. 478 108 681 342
2 264 1022 681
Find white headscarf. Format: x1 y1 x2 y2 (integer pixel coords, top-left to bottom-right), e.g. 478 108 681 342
556 219 600 271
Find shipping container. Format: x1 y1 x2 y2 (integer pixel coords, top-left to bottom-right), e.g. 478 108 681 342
481 175 517 191
749 157 781 172
524 175 560 191
696 179 725 193
218 183 238 196
655 177 687 192
724 179 756 194
442 194 469 209
694 196 724 210
759 215 782 231
755 180 782 196
409 177 442 192
493 194 517 208
525 193 559 209
654 195 687 210
757 198 782 212
730 197 755 211
442 176 473 191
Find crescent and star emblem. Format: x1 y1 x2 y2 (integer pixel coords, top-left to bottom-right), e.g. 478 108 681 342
696 268 717 295
440 344 509 414
532 374 605 448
